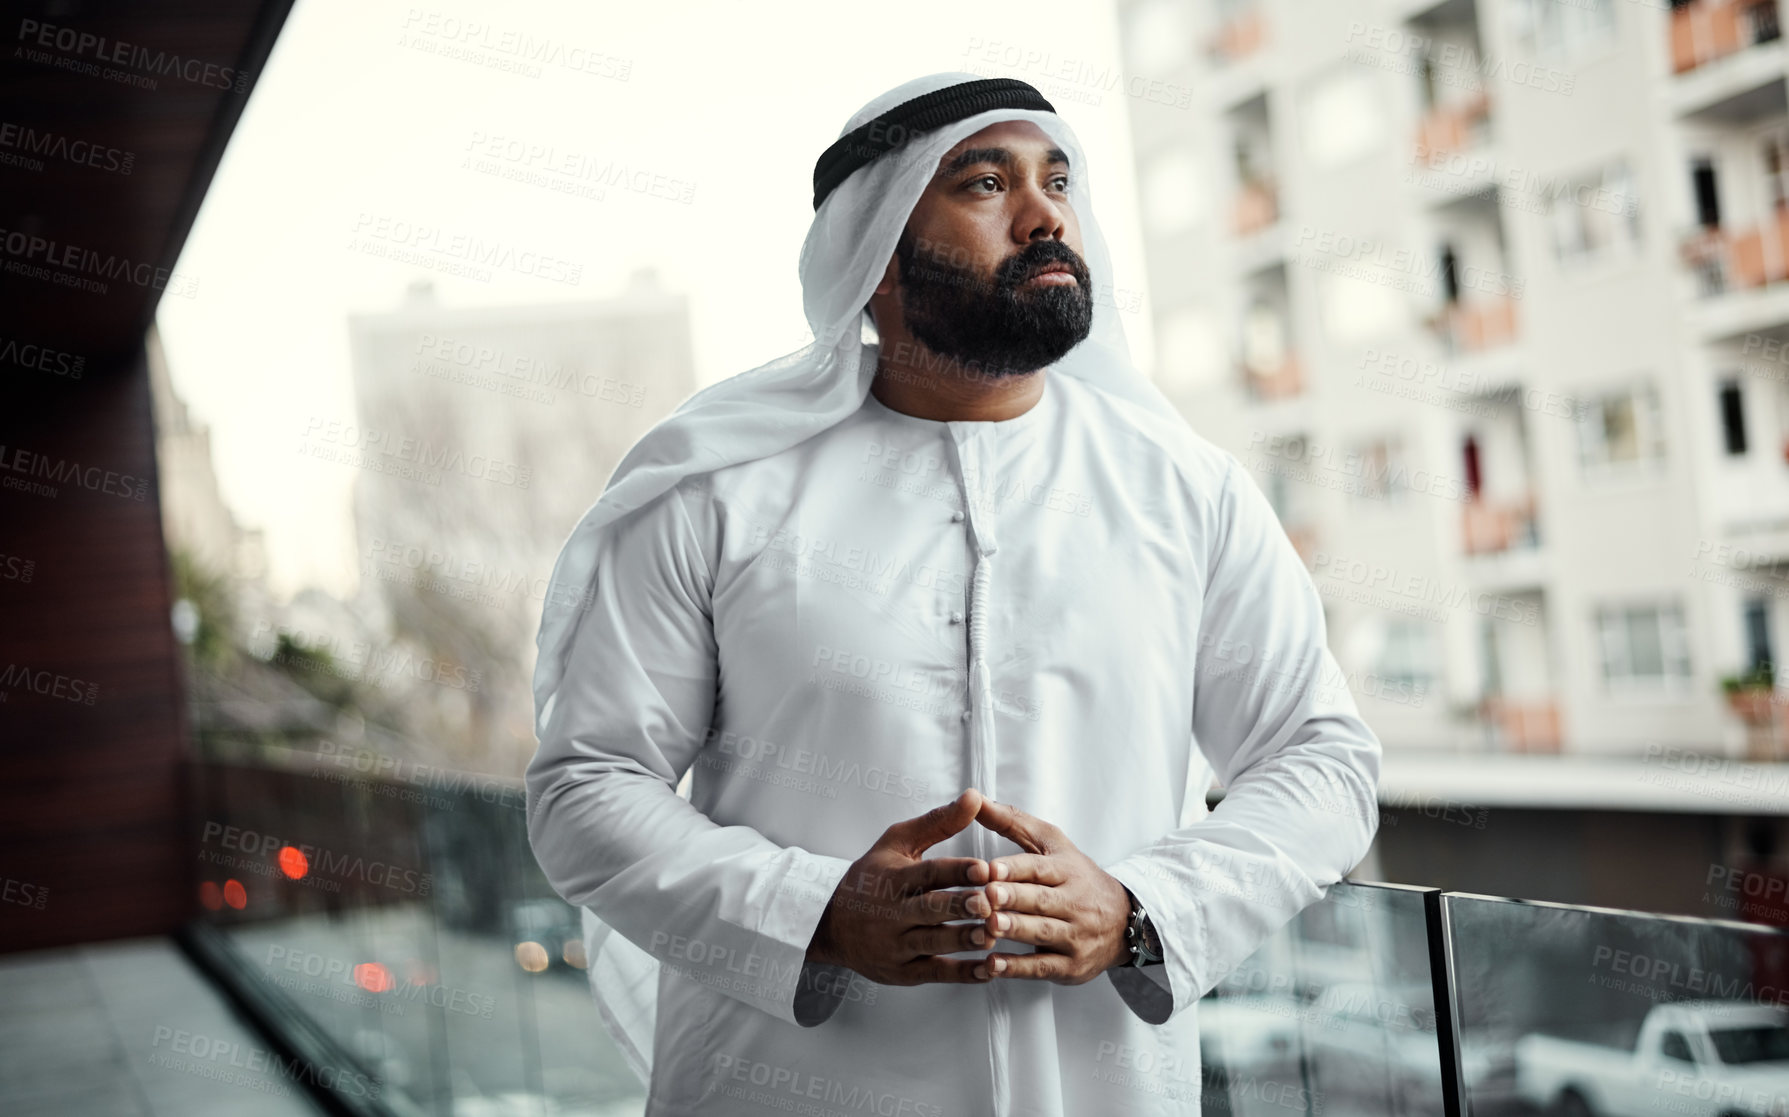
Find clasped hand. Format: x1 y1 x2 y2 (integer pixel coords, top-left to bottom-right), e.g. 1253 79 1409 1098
805 788 1135 986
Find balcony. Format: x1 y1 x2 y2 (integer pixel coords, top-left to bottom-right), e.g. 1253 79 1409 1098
1206 3 1267 65
1723 683 1789 760
1683 207 1789 296
1243 352 1304 401
1462 493 1538 555
1415 90 1491 165
1285 523 1320 567
1232 177 1278 238
1481 696 1563 753
1430 295 1519 354
1672 0 1782 75
125 760 1789 1116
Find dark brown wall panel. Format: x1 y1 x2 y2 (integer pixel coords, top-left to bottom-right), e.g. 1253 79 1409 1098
0 358 194 953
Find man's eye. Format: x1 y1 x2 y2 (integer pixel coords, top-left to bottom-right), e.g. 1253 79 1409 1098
967 174 1000 193
1051 175 1072 192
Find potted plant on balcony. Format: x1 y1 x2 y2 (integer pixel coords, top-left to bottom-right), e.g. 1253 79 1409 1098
1722 662 1779 726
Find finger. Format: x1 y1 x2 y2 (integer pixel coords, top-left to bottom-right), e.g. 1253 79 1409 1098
972 798 1054 855
900 888 981 925
986 853 1066 886
879 789 984 857
986 951 1076 981
899 856 988 893
900 921 991 957
984 911 1075 951
903 955 994 984
985 881 1073 919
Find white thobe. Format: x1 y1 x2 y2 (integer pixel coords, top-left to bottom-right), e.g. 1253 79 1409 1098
525 370 1382 1117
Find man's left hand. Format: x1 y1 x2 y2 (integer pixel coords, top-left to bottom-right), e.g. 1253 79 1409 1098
969 799 1133 984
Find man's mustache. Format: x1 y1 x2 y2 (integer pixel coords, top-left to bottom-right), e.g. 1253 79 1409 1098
994 242 1091 291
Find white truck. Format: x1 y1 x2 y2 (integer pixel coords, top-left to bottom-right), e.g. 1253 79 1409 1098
1516 1001 1789 1117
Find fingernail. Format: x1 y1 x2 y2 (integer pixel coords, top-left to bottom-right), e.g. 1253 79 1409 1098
968 895 988 916
992 884 1008 905
972 928 988 946
974 964 989 980
994 862 1008 881
993 913 1009 932
991 957 1006 974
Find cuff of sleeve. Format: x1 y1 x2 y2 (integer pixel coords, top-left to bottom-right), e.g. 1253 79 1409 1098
760 849 853 1027
793 961 854 1027
1104 860 1205 1025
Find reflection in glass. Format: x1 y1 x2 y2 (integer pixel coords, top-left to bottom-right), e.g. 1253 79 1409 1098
1445 893 1789 1117
1196 881 1445 1117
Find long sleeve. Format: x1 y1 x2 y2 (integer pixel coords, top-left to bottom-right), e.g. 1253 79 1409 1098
524 479 854 1029
1102 456 1383 1025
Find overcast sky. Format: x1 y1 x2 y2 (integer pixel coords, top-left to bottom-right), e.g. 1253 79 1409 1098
155 0 1158 599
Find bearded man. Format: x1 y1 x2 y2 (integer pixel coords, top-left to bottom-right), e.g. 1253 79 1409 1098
525 72 1381 1117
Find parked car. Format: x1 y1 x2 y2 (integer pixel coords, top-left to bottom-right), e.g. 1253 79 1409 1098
504 898 584 973
1516 1001 1789 1117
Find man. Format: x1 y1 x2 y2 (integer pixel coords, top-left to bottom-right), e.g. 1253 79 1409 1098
525 73 1381 1116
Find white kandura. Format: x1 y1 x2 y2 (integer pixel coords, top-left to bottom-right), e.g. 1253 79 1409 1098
524 71 1381 1117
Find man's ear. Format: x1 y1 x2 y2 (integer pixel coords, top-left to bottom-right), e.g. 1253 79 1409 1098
873 249 899 298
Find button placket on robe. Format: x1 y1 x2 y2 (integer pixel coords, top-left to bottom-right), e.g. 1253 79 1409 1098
946 420 1011 1117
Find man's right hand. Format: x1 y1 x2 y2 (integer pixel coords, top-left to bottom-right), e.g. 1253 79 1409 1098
805 789 996 985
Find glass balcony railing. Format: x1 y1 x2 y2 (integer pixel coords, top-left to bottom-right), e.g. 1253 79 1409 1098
181 760 1789 1117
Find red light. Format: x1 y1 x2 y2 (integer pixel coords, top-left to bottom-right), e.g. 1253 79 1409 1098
278 846 309 880
199 882 223 911
222 879 247 909
354 963 393 993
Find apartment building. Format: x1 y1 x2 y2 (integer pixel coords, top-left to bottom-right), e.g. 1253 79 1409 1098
1113 0 1789 758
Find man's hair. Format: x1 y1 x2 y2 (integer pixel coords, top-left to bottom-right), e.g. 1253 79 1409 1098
865 224 919 333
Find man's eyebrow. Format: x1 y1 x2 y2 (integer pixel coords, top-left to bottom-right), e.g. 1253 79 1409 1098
940 146 1073 176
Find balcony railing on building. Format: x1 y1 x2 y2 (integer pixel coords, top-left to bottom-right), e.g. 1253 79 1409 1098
1284 524 1320 567
1232 176 1278 237
183 758 1789 1117
1243 352 1303 401
1672 0 1782 75
1463 492 1538 556
1430 295 1519 355
1481 695 1562 752
1415 90 1491 166
1682 206 1789 296
1207 3 1266 65
1724 671 1789 760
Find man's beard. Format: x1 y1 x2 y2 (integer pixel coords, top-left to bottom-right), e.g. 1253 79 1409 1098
892 230 1094 380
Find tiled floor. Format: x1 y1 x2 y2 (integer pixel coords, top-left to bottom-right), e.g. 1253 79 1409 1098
0 937 326 1116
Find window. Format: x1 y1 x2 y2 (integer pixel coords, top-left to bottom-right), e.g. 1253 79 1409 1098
1765 135 1789 210
1507 0 1616 62
1241 299 1288 377
1692 158 1721 229
1547 159 1642 266
1746 597 1774 673
1596 602 1692 689
1376 620 1438 689
1439 243 1461 304
1720 378 1749 455
1660 1031 1696 1063
1576 382 1666 471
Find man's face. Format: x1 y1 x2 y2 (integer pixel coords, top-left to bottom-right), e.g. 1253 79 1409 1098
882 120 1093 379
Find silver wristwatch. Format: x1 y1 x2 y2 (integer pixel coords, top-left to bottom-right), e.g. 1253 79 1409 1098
1123 887 1164 967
